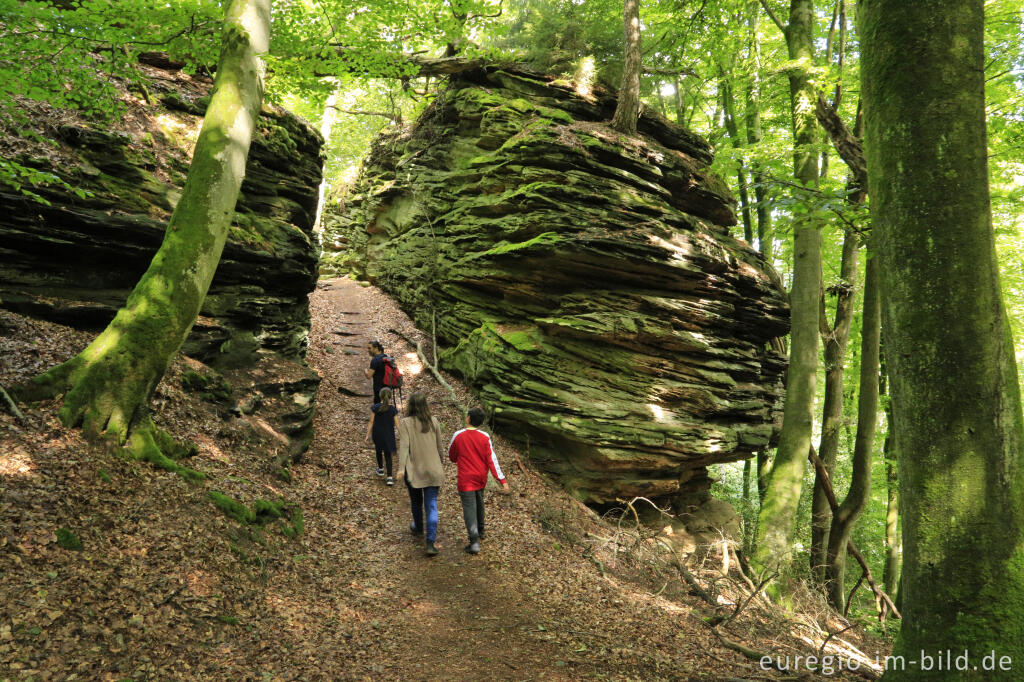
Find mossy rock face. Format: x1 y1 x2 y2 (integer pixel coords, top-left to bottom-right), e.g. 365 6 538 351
0 58 323 460
324 66 789 506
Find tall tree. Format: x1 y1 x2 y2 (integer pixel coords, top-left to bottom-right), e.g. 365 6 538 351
751 0 823 576
810 230 857 582
743 6 773 262
16 0 272 465
609 0 641 134
823 249 879 611
861 0 1024 677
880 348 901 599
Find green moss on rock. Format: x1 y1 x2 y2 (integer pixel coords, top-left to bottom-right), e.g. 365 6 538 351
324 67 789 507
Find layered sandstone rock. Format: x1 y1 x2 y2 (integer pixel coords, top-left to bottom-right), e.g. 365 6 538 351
323 66 788 506
0 59 323 457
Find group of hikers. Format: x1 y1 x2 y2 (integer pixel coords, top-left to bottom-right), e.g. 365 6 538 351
361 340 510 556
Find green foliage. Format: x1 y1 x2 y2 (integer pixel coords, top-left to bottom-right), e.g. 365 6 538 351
0 158 92 205
55 527 83 551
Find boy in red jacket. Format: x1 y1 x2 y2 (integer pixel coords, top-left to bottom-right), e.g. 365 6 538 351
448 407 510 554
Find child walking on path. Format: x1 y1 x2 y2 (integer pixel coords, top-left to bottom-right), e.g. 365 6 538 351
397 391 446 556
365 387 398 486
448 407 510 555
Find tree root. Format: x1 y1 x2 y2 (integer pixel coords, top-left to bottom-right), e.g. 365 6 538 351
12 356 80 402
17 353 203 482
126 417 205 482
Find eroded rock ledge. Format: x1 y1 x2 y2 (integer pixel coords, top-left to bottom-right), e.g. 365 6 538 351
0 59 323 458
323 66 789 508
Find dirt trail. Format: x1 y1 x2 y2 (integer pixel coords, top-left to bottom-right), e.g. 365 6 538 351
305 278 584 680
0 277 850 680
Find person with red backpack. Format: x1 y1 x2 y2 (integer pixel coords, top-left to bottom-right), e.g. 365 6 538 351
364 340 387 403
363 340 403 404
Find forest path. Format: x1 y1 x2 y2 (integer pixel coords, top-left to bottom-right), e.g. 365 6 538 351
301 277 597 680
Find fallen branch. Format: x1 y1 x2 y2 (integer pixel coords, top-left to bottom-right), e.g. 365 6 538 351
674 555 718 607
818 622 858 661
388 327 464 410
0 384 27 423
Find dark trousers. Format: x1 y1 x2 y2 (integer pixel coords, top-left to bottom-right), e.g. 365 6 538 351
406 481 439 543
374 446 393 476
458 489 486 542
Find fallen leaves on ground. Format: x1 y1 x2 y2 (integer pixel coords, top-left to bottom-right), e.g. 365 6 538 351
0 282 886 680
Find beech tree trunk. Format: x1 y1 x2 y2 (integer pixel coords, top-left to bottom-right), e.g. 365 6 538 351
610 0 642 134
745 8 772 260
721 77 754 244
861 1 1024 677
17 0 271 464
824 249 879 611
882 405 901 597
810 231 858 582
752 0 822 576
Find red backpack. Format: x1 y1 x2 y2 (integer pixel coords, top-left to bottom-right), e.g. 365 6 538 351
381 355 403 400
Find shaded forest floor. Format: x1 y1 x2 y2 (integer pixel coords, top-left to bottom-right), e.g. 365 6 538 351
1 277 888 680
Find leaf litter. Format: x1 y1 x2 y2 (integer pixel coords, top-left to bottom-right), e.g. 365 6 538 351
0 281 884 680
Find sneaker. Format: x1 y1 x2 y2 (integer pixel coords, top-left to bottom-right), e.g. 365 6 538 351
386 477 394 486
478 532 486 541
425 542 439 556
464 542 481 555
375 467 385 477
410 523 423 537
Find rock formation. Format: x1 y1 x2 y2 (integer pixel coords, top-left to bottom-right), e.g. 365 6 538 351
0 58 323 457
323 66 789 508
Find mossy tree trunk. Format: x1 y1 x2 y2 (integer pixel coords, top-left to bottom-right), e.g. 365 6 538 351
824 249 879 611
610 0 641 135
751 0 822 576
17 0 271 462
861 1 1024 678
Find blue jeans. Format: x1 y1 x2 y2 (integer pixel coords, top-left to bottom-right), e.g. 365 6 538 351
407 482 439 543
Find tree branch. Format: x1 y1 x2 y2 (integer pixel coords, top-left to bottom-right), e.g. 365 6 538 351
814 93 866 196
807 447 901 620
758 0 786 33
325 106 400 122
388 327 465 410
